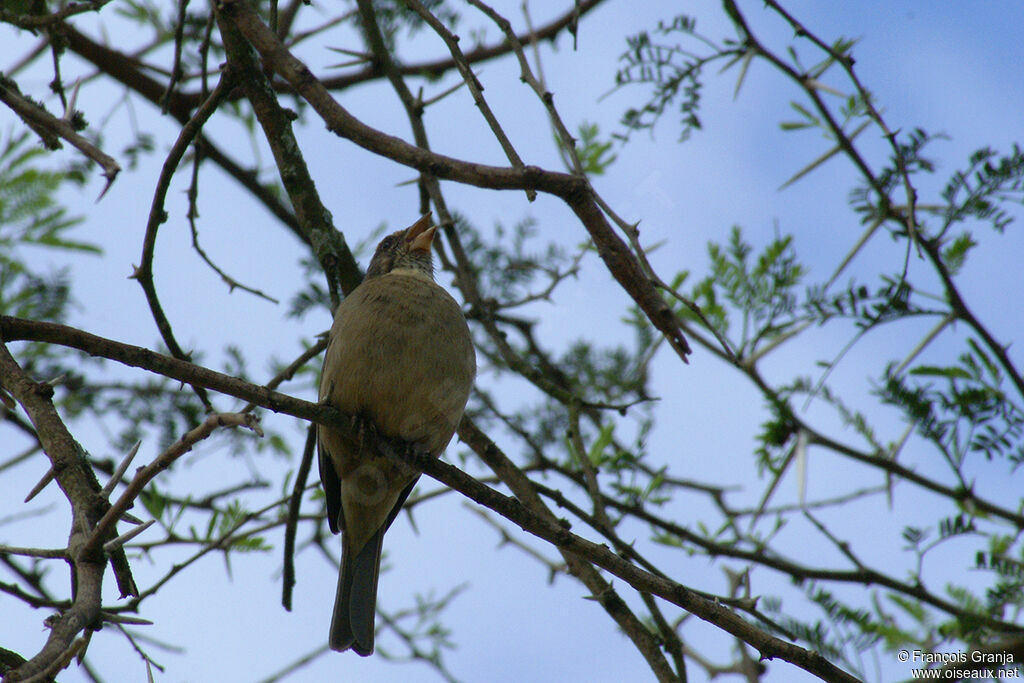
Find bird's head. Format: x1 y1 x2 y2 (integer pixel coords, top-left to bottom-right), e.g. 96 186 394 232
364 213 437 281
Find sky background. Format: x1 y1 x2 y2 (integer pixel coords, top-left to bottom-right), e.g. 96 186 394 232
2 1 1023 682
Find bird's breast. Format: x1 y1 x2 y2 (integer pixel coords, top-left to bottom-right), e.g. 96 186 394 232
320 273 475 458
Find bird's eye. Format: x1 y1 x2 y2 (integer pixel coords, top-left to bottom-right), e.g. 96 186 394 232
378 236 396 252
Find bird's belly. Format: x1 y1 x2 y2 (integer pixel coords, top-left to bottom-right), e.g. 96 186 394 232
327 276 474 455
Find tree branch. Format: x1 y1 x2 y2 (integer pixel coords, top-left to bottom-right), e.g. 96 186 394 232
0 74 119 194
1 315 856 681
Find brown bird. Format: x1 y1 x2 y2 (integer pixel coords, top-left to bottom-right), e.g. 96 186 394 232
317 214 476 655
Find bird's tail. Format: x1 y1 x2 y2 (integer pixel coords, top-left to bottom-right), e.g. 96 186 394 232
330 527 384 655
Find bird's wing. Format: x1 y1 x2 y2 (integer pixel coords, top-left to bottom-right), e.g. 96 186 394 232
318 433 344 535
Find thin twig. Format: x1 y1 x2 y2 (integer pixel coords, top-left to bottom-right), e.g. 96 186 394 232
80 413 263 563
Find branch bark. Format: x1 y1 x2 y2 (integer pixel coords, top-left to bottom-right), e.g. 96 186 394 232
0 335 135 683
0 315 856 682
215 0 691 367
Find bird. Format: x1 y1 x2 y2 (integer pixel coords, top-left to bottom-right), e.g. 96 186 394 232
317 213 476 655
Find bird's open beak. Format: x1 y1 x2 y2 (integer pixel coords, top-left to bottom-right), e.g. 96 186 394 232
405 213 437 253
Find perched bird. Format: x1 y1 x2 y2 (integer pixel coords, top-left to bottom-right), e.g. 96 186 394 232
317 213 476 655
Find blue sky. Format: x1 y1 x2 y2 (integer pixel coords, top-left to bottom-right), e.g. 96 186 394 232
2 2 1023 682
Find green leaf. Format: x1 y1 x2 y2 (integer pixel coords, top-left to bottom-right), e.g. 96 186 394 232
908 365 972 380
588 423 616 466
941 232 977 275
887 593 926 622
140 486 167 523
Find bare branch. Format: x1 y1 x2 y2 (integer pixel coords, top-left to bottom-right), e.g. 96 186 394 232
80 413 263 563
0 74 120 195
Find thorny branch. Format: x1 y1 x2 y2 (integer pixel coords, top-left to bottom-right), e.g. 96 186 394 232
0 314 857 682
0 74 119 195
2 1 1022 681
